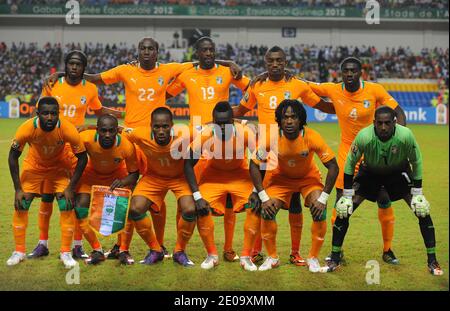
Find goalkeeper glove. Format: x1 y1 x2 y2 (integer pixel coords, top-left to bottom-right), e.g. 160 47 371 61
336 189 354 219
410 188 430 218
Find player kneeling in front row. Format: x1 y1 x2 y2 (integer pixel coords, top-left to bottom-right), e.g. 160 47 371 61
326 106 443 276
75 114 139 265
7 96 88 268
246 99 339 272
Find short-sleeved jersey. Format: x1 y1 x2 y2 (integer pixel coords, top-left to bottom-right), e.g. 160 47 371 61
167 64 250 125
80 130 138 175
345 124 422 180
11 117 86 168
253 127 335 179
40 77 102 126
100 62 193 128
191 122 255 171
124 127 189 178
309 81 399 145
240 78 321 126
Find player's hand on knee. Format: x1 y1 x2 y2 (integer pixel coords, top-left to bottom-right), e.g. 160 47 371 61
14 189 27 210
261 199 277 218
248 192 261 214
336 196 353 219
411 188 430 218
310 201 326 220
195 198 211 217
61 187 75 211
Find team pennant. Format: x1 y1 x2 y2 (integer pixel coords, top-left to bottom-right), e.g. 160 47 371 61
88 185 131 237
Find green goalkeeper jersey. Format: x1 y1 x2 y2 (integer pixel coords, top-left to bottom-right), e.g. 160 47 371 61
344 124 422 181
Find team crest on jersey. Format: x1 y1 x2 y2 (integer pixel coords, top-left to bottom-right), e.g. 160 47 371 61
124 128 133 134
216 76 223 85
284 91 291 99
299 150 309 157
244 92 250 102
363 100 370 108
157 76 164 86
114 157 122 164
391 145 398 154
80 96 87 105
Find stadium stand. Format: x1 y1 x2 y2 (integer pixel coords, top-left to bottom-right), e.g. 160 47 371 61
0 0 448 9
0 41 447 108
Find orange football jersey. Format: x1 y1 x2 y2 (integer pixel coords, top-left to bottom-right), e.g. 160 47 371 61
80 130 138 175
101 62 193 128
167 64 250 125
12 117 85 169
191 122 255 171
40 78 102 126
240 78 321 126
123 127 189 178
253 127 335 179
308 81 399 145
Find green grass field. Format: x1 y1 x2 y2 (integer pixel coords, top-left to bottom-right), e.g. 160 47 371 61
0 118 448 291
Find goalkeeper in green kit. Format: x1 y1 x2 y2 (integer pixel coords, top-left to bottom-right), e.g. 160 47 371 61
325 106 443 276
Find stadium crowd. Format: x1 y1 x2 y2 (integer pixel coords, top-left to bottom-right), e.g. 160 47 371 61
0 41 448 104
1 0 448 9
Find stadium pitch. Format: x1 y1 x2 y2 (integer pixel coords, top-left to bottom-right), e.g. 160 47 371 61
0 119 447 291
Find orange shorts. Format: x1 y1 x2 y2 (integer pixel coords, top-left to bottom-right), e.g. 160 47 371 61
77 168 128 194
41 144 76 193
264 171 323 209
336 142 361 190
21 158 72 194
198 167 253 215
132 174 192 212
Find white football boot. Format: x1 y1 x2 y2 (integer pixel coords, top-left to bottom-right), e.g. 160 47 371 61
6 251 25 266
60 252 77 269
240 256 258 271
258 256 280 271
200 254 219 270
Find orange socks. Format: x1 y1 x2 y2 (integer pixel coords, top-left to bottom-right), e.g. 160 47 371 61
197 214 218 255
252 235 263 255
289 212 303 254
78 217 101 250
174 211 196 253
60 211 75 253
331 208 337 227
224 207 236 252
134 216 161 251
378 207 395 252
13 210 28 253
119 220 135 252
309 220 327 258
261 219 278 258
73 219 83 242
38 202 52 240
150 201 167 246
241 209 261 257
